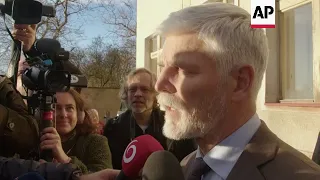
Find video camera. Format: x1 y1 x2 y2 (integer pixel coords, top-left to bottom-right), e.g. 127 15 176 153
0 0 55 24
0 0 88 92
1 0 88 161
22 38 88 92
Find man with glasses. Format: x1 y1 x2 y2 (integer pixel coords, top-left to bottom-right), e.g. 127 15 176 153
103 68 196 170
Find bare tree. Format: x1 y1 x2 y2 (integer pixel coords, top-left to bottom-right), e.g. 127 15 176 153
0 16 14 73
100 0 136 39
72 36 134 88
0 0 95 73
36 0 93 43
69 47 87 70
99 0 136 61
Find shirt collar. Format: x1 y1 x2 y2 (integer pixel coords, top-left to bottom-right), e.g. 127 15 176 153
196 113 261 179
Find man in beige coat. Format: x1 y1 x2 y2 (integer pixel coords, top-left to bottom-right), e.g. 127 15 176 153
153 2 320 180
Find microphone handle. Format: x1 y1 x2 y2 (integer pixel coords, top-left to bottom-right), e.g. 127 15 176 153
39 95 54 162
40 113 54 161
40 118 54 161
116 170 130 180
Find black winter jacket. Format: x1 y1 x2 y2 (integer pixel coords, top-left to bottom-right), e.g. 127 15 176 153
0 76 39 158
0 157 82 180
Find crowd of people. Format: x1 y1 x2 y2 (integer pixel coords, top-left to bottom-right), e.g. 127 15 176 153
0 2 320 180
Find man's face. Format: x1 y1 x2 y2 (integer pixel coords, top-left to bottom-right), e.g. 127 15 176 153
156 34 230 140
127 72 155 113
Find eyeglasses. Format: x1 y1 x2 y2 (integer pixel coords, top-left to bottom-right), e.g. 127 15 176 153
128 86 152 94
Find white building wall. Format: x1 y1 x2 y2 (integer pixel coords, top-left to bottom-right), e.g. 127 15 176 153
136 0 184 68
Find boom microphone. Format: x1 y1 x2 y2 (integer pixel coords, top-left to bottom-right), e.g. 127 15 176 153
34 38 61 55
142 151 185 180
116 135 164 180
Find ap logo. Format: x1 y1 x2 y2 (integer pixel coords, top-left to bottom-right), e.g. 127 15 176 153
251 0 276 28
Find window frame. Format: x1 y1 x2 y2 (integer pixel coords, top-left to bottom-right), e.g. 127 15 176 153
148 35 163 77
279 0 319 103
311 0 320 102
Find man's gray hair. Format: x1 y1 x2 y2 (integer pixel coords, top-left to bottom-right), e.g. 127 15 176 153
155 2 269 100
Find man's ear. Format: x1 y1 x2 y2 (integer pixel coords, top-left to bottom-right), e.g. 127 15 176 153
230 65 254 101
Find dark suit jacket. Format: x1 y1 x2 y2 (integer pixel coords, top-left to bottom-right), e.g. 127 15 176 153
180 121 320 180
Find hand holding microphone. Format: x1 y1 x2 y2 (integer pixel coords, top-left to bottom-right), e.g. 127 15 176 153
79 138 185 180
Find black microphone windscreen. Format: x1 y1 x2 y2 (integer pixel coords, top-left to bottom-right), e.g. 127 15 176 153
142 151 184 180
62 61 82 75
42 5 56 17
35 38 61 54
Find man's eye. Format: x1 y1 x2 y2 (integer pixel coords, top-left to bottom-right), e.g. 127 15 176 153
180 69 196 76
141 88 150 92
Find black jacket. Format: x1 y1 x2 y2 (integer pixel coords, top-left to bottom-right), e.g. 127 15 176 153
0 156 82 180
103 108 197 170
0 76 39 158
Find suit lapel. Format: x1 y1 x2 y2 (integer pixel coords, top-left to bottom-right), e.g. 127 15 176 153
226 121 278 180
180 150 197 178
226 151 266 180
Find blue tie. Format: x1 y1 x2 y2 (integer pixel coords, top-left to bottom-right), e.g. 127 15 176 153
186 157 211 180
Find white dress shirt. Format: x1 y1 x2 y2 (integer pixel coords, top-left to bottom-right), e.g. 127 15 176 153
196 113 261 180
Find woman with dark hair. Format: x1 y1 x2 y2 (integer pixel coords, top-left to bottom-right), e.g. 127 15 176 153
40 89 112 173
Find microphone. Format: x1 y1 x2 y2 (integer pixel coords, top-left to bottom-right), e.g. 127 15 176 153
116 134 164 180
34 38 61 55
142 151 185 180
42 5 56 17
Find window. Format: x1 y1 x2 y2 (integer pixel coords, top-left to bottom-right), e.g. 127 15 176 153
148 35 164 77
151 37 158 52
280 3 313 101
149 36 158 74
160 36 165 49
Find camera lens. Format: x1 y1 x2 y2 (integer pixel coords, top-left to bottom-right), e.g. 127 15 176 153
45 71 70 92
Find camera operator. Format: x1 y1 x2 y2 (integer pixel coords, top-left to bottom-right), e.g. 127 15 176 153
0 25 39 159
12 24 37 54
14 24 37 102
0 24 88 179
0 74 38 158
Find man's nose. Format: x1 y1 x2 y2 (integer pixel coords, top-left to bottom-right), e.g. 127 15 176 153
155 68 176 94
134 89 143 96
